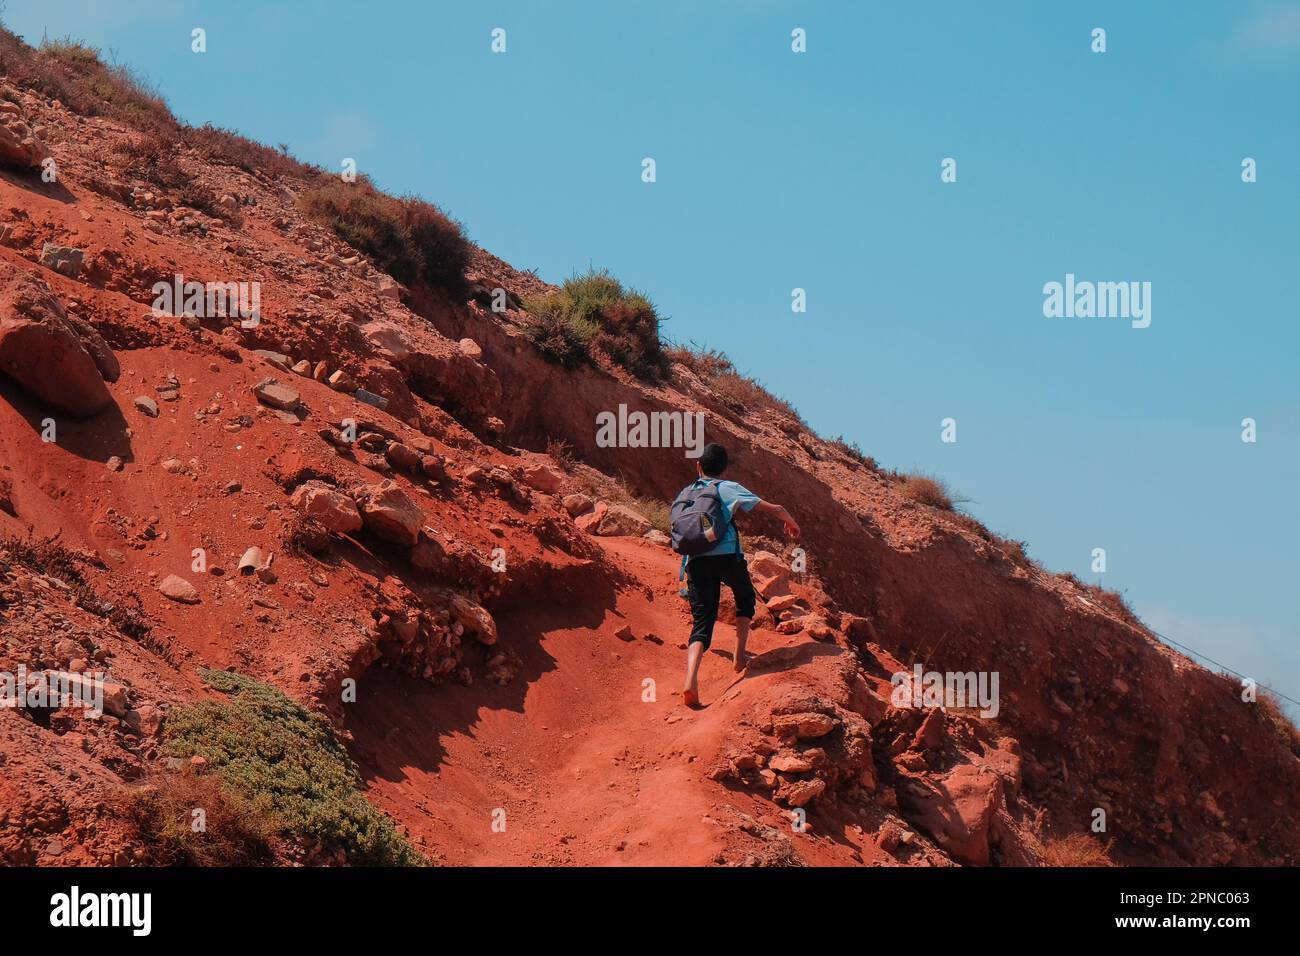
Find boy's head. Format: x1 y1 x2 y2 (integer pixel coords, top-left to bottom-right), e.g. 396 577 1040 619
697 443 728 477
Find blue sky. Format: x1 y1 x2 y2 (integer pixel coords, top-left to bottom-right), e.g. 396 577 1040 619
7 1 1297 711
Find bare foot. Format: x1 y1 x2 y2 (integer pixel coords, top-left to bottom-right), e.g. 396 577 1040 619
682 687 700 708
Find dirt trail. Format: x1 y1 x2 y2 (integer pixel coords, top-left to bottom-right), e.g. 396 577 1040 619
345 538 871 866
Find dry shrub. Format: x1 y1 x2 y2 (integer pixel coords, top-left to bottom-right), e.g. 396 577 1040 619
667 342 802 422
183 122 320 181
894 473 958 511
299 177 469 293
1040 833 1113 867
545 437 576 472
829 436 876 470
1258 689 1300 759
0 33 176 135
1083 583 1141 627
119 770 279 866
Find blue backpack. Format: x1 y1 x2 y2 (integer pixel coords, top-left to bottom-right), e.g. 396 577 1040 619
670 479 736 556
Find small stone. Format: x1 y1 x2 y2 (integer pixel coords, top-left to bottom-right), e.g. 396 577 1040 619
251 378 300 411
133 396 159 417
157 574 200 604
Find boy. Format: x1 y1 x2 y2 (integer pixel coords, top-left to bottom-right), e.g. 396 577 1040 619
677 443 800 707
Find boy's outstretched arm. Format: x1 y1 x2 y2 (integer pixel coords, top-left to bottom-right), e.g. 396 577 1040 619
752 500 801 539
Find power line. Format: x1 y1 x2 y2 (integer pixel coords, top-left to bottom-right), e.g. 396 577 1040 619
1147 626 1300 710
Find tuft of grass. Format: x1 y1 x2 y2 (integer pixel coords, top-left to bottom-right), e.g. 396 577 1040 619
119 770 280 866
183 122 321 181
1082 582 1141 627
545 437 576 472
31 37 175 133
893 473 960 511
524 269 669 379
829 436 876 470
1040 834 1113 867
164 669 424 866
299 177 469 293
624 497 672 534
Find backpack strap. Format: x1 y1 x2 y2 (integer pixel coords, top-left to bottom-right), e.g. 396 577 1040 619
708 478 741 556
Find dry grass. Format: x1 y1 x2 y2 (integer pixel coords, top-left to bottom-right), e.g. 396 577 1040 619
119 769 280 866
1040 833 1113 867
545 437 577 472
1258 689 1300 759
894 473 960 511
1082 582 1142 627
665 342 803 423
299 177 469 293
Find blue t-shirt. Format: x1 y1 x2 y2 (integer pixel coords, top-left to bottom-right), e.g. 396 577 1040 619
683 478 761 564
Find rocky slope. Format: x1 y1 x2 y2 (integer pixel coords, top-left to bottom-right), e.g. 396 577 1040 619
0 44 1296 866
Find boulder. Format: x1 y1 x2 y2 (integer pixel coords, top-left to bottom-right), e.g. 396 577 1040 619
251 378 300 411
0 263 114 416
449 594 497 645
0 106 47 169
772 712 838 739
253 350 292 371
562 493 594 517
43 671 129 718
420 455 447 481
356 480 423 545
578 502 652 537
781 778 826 808
39 244 84 280
519 462 563 494
327 369 356 392
125 702 165 736
385 442 421 470
897 763 1004 867
290 480 362 534
754 572 791 600
749 551 787 579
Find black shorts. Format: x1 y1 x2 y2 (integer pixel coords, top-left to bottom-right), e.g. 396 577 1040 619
686 553 757 650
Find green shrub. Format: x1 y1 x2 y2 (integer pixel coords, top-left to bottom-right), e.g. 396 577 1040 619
299 178 469 293
523 269 669 379
164 669 424 866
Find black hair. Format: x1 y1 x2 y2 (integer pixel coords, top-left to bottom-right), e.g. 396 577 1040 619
699 443 728 476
